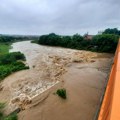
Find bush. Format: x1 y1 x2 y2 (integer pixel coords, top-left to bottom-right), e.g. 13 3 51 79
0 62 29 80
0 52 25 65
56 89 67 99
10 52 25 61
0 52 29 81
91 34 119 53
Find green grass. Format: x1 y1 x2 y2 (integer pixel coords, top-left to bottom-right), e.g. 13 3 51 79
56 89 67 99
0 43 10 55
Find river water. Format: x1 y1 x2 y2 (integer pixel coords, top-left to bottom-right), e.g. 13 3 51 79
0 41 113 120
10 41 75 68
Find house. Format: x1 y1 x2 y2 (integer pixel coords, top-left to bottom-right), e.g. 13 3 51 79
84 34 94 40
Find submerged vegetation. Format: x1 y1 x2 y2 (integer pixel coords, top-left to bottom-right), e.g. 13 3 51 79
56 89 67 99
32 28 119 53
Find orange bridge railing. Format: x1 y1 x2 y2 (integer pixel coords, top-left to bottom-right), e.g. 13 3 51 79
98 40 120 120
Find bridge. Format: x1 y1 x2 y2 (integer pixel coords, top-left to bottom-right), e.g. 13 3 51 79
98 40 120 120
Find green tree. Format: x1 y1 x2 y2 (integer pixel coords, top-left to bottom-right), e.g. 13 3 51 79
91 34 119 52
103 28 120 35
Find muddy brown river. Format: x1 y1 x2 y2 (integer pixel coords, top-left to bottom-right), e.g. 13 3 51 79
0 41 113 120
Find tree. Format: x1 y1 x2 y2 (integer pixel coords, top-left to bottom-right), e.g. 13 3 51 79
103 28 120 35
91 34 119 52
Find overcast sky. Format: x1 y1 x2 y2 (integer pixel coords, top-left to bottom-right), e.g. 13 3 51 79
0 0 120 35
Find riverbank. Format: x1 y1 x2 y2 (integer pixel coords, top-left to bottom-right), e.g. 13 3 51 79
0 43 10 55
0 41 113 120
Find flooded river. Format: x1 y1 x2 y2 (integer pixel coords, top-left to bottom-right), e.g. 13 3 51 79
0 41 113 120
10 41 75 68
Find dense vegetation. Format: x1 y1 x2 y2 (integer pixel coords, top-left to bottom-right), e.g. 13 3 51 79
91 34 118 52
0 36 30 119
103 28 120 35
0 103 18 120
33 29 119 53
0 52 29 81
0 52 25 65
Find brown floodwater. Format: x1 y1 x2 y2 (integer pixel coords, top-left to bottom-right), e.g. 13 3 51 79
0 41 113 120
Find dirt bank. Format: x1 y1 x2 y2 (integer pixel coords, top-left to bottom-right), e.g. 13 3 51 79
0 41 113 120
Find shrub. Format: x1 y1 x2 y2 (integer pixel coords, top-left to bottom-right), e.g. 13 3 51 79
10 52 25 61
0 51 28 80
0 52 25 65
0 62 29 81
56 89 67 99
91 34 119 53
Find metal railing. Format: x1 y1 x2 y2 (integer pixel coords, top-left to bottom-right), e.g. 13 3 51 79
98 40 120 120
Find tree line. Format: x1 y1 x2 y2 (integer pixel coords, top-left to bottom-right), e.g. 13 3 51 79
0 35 39 43
35 28 119 53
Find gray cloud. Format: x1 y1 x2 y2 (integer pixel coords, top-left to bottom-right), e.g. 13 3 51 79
0 0 120 35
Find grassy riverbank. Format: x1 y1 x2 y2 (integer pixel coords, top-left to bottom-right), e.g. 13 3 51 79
0 43 10 55
0 43 29 120
0 51 29 81
0 42 29 81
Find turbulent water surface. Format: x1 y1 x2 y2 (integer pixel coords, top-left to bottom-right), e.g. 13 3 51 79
0 41 113 120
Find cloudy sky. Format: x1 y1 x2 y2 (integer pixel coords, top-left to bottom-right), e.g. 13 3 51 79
0 0 120 35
